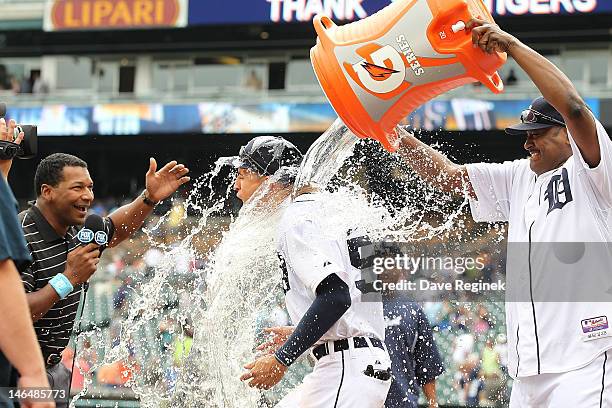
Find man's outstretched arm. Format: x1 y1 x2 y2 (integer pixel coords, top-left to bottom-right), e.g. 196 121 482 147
397 128 474 198
240 273 351 390
108 158 189 247
274 273 351 366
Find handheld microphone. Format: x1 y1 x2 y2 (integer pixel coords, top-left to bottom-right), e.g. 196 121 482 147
71 213 107 401
77 214 108 246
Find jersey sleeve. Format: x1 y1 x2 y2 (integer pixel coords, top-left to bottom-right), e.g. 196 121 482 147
465 160 521 222
413 307 445 385
567 116 612 208
282 219 349 295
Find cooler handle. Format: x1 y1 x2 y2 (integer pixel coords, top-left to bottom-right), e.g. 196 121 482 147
481 71 504 94
313 15 336 48
312 14 336 39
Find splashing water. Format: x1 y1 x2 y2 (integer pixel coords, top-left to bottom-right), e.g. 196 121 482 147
294 118 361 193
168 120 372 407
72 119 505 407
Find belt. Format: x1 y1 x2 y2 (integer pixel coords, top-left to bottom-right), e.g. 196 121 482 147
312 337 384 360
45 353 62 368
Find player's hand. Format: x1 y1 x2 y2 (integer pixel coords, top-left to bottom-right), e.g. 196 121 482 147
0 117 24 179
466 18 517 55
240 354 287 390
17 371 56 408
144 158 190 203
64 243 100 286
256 326 295 355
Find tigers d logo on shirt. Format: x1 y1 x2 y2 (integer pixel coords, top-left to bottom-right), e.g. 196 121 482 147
544 168 573 215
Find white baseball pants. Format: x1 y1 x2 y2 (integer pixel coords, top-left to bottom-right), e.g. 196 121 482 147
276 340 391 408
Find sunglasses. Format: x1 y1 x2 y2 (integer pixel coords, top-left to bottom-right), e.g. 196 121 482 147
520 109 565 127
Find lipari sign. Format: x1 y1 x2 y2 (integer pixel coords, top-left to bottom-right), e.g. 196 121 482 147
44 0 188 31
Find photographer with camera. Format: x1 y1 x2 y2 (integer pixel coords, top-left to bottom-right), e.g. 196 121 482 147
0 104 36 177
0 108 190 407
0 118 54 408
0 118 24 178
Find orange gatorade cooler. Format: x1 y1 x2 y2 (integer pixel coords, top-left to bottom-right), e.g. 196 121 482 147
310 0 507 152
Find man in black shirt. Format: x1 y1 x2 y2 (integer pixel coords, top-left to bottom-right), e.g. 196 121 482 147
4 152 190 407
381 264 444 408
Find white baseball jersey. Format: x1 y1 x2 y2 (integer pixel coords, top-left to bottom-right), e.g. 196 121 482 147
466 117 612 378
276 192 385 343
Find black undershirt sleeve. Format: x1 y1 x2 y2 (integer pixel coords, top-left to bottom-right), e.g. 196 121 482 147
274 273 351 367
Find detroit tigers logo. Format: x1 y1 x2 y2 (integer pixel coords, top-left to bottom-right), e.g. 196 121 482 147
544 168 573 214
344 43 411 99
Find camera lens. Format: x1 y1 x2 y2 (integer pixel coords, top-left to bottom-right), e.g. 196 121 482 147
0 142 19 160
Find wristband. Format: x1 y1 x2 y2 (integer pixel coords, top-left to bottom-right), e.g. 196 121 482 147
274 351 290 367
49 274 74 299
142 190 158 207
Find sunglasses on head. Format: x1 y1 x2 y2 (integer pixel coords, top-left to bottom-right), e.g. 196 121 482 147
520 109 565 127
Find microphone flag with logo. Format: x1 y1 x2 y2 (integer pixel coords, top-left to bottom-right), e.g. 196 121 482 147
77 214 108 246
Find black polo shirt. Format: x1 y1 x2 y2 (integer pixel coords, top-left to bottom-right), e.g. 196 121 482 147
18 205 114 360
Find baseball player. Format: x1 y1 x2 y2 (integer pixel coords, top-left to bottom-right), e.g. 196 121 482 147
240 188 392 407
395 18 612 406
170 136 302 406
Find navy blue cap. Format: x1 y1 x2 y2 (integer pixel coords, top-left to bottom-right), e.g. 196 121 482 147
505 97 566 135
232 136 303 176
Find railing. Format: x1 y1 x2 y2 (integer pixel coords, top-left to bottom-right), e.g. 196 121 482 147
0 0 44 21
72 388 139 407
1 82 611 108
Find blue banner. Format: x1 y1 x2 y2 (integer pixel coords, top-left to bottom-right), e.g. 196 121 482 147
188 0 612 26
5 98 602 136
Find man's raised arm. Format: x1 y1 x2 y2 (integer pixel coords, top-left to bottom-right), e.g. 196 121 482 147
467 18 598 167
